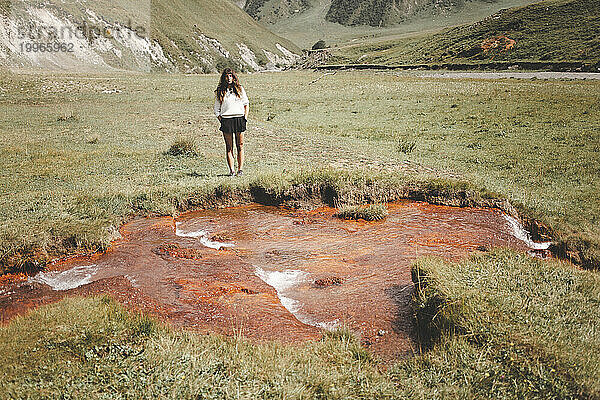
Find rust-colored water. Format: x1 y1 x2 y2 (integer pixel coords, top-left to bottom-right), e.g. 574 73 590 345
0 201 540 361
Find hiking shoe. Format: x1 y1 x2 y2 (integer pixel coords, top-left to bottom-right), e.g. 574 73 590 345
228 171 235 176
236 170 243 176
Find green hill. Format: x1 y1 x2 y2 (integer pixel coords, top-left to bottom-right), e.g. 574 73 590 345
0 0 300 72
331 0 600 66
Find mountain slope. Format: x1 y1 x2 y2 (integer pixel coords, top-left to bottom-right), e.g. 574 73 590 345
244 0 310 23
254 0 538 49
325 0 500 27
243 0 529 30
0 0 300 72
332 0 600 65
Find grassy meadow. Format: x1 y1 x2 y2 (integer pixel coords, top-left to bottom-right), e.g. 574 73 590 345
1 70 599 272
1 69 600 398
247 71 600 244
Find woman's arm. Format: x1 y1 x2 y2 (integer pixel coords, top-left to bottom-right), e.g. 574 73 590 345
214 96 222 120
241 87 249 119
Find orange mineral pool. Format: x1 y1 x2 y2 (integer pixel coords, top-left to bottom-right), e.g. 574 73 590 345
0 201 549 361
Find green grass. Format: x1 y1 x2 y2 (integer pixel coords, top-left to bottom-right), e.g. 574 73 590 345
406 249 600 399
332 0 600 66
334 203 388 221
1 70 599 272
0 296 394 399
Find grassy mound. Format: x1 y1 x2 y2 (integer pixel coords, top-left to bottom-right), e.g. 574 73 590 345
0 297 393 398
406 249 600 398
334 203 389 221
333 0 600 66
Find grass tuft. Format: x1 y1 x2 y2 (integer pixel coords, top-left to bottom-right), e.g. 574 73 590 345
56 113 78 122
165 137 199 157
334 203 389 221
395 137 417 154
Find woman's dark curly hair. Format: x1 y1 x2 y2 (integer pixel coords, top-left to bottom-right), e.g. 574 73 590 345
215 68 242 103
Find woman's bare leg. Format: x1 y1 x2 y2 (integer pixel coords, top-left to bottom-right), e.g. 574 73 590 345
223 132 235 174
235 131 244 173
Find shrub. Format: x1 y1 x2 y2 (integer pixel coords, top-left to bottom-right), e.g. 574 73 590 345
165 137 198 156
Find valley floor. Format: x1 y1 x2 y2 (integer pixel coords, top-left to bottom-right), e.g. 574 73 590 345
1 70 599 398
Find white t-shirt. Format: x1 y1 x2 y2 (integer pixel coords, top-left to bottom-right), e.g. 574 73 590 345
214 86 249 118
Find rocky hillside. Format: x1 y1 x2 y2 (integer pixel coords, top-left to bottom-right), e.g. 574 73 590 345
329 0 510 26
328 0 502 26
244 0 310 23
0 0 300 72
331 0 600 66
244 0 508 27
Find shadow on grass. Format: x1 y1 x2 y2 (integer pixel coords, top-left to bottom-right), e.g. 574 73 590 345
185 172 234 178
385 283 417 352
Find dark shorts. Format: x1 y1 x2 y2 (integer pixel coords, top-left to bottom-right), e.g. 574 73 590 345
220 116 246 134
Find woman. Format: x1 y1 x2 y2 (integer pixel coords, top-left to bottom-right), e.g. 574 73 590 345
214 68 249 176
